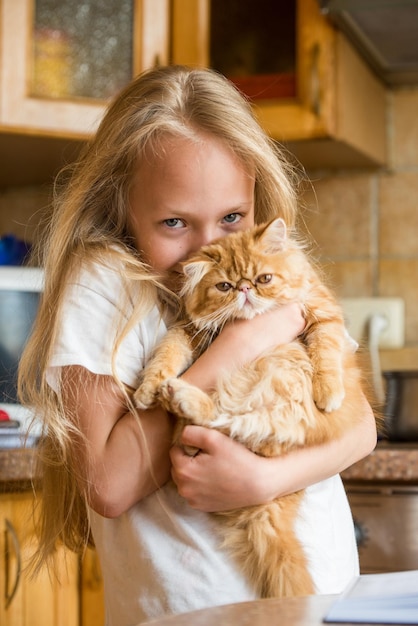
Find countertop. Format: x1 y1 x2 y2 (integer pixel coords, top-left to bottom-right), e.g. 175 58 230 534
341 440 418 483
0 446 39 491
1 440 418 492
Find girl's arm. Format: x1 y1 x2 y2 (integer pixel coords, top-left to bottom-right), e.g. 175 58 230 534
61 366 173 518
62 303 305 518
171 303 377 512
170 396 377 512
181 303 306 392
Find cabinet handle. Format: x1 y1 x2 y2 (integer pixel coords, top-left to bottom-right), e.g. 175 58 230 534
92 550 102 586
4 518 22 609
309 43 321 116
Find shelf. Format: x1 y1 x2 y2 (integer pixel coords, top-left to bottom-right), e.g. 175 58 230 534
0 131 85 187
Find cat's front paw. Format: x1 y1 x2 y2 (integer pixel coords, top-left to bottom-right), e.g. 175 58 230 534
313 376 345 412
160 378 215 423
134 378 162 410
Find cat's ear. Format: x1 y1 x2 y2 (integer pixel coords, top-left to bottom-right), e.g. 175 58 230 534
181 260 212 294
259 218 287 253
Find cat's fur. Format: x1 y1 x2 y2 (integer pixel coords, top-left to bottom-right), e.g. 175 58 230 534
134 217 366 598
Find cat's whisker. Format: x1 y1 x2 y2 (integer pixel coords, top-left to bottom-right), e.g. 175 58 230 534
185 321 219 352
191 309 230 333
192 330 212 353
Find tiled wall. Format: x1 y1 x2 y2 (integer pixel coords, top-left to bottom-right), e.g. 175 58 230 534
300 87 418 355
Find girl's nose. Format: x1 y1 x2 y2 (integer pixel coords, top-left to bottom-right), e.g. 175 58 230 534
190 228 218 253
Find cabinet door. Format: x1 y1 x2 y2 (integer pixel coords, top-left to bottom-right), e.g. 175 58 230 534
171 0 386 167
1 492 79 626
0 496 12 626
0 0 169 137
171 0 335 140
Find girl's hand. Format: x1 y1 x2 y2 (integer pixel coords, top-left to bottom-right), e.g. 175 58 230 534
170 394 377 513
170 425 272 511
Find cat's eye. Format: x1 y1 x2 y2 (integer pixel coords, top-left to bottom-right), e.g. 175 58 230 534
257 274 273 284
216 282 233 292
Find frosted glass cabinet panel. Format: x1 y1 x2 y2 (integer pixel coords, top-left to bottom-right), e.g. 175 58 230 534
32 0 134 100
0 0 169 136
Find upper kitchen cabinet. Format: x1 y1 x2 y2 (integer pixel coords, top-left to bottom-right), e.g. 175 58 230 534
171 0 387 170
0 0 169 185
0 0 169 136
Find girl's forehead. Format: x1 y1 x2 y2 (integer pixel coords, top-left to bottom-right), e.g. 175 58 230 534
133 133 254 189
140 130 249 170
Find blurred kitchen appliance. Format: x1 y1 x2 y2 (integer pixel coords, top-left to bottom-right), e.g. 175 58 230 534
383 371 418 442
347 484 418 573
0 266 44 444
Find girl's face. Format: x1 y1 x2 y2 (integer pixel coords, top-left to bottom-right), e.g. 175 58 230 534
128 133 255 289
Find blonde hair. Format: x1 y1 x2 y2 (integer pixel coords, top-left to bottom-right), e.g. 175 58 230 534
18 65 301 570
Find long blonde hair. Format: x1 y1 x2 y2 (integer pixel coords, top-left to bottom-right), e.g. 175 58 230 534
18 65 301 569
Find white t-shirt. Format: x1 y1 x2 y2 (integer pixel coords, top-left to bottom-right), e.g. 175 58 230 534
47 259 359 626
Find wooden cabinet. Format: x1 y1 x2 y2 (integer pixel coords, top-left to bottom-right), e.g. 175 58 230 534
0 0 169 137
0 0 387 184
0 491 79 626
80 548 105 626
171 0 387 169
0 0 169 185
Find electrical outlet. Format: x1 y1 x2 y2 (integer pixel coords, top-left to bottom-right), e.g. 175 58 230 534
339 297 405 348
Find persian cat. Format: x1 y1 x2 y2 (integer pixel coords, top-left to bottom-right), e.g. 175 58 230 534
134 217 366 598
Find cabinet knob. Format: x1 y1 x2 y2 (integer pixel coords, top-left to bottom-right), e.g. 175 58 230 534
4 518 22 608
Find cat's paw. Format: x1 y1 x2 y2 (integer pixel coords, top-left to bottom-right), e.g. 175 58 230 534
313 377 345 412
160 378 215 423
134 378 162 410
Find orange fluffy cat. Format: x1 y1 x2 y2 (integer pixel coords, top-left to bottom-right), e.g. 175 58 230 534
134 217 365 599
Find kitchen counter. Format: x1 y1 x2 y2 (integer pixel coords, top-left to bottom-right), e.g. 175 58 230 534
0 446 39 492
341 440 418 484
1 440 418 492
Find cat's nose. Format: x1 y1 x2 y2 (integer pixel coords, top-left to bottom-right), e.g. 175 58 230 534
238 280 252 293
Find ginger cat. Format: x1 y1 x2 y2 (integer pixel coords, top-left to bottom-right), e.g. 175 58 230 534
134 217 366 598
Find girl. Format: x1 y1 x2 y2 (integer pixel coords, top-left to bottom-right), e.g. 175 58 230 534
19 65 376 626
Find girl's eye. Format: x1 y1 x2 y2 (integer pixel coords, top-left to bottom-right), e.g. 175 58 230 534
257 274 272 284
216 282 233 292
163 218 185 229
222 213 241 224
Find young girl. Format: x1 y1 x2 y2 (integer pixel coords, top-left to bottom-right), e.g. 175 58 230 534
19 65 376 626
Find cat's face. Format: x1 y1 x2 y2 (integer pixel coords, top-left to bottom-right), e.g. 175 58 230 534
180 218 306 331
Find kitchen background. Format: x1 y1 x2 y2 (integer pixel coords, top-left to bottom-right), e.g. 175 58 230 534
1 1 418 625
2 76 417 361
300 88 418 354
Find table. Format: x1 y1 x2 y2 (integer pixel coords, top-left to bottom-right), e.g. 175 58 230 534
142 595 345 626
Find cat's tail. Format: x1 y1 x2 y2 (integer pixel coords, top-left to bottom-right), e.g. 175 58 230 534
217 492 314 598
